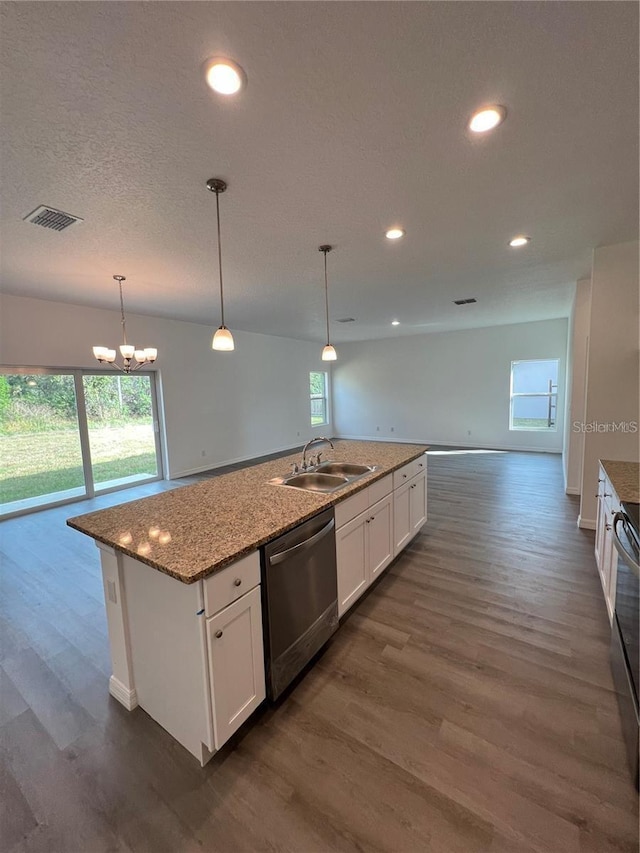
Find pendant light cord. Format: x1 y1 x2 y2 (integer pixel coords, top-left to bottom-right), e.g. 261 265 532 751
117 276 128 346
215 189 225 328
323 247 331 345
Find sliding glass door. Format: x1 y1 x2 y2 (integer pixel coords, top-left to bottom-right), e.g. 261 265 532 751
0 368 163 517
0 372 86 513
83 374 159 492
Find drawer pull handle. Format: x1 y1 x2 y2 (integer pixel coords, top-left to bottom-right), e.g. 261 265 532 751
215 630 223 638
366 519 371 524
604 493 612 498
233 578 242 587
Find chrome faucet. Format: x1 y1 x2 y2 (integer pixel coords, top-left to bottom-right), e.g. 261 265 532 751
301 436 334 470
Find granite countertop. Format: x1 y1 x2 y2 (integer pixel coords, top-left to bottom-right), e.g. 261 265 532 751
600 460 640 504
67 440 428 584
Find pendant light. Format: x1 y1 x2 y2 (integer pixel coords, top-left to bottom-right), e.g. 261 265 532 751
319 244 337 361
92 275 157 372
206 177 234 351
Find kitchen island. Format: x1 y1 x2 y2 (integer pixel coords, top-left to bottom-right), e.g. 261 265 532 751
67 440 429 764
595 459 639 621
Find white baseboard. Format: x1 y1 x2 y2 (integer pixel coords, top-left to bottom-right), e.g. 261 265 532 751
333 434 562 454
577 516 596 530
169 440 305 479
565 486 581 495
109 676 138 710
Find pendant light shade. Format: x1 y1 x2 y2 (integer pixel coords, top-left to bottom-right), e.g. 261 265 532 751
321 344 337 362
212 326 234 351
319 244 337 362
206 177 235 352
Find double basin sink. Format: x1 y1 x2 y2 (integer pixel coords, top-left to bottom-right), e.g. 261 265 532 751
269 461 377 493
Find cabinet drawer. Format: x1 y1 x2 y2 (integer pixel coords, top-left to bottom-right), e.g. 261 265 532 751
335 487 370 529
393 455 427 489
368 473 393 506
204 551 260 617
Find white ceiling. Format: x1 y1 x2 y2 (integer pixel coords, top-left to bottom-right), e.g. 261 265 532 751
1 2 637 343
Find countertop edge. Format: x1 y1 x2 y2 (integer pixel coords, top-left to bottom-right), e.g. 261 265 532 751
599 459 640 505
67 444 429 584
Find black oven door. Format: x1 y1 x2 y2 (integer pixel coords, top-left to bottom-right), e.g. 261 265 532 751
611 508 640 788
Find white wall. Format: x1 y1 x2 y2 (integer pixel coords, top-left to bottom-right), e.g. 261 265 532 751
579 240 639 527
563 278 592 494
0 293 332 478
332 319 568 452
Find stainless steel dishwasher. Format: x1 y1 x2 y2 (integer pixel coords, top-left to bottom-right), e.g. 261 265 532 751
261 508 338 700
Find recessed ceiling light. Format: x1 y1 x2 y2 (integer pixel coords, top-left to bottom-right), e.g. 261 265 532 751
204 57 247 95
509 235 531 248
468 105 507 133
391 319 400 326
385 228 405 240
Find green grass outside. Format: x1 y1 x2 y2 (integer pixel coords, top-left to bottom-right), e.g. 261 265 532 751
1 424 157 505
311 415 327 426
511 417 555 430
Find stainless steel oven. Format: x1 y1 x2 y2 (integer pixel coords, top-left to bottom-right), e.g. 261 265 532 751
610 501 639 789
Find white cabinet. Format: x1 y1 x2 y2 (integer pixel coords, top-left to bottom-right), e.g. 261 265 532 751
394 468 427 555
369 493 394 580
594 474 606 568
109 549 266 765
336 493 394 616
594 464 621 623
336 509 368 615
393 479 413 554
206 585 266 749
410 469 428 533
336 456 427 617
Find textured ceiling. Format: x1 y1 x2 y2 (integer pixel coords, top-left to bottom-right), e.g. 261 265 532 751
0 2 638 343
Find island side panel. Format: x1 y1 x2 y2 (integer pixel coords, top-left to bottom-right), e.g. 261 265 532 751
122 555 214 764
96 541 138 710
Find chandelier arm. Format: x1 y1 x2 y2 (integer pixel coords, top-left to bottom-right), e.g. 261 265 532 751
215 189 225 328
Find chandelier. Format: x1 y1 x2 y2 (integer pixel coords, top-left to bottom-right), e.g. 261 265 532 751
92 275 157 372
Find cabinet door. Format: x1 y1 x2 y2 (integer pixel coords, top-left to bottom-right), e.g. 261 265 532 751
336 511 369 617
206 585 266 750
369 494 394 581
393 480 412 555
603 508 619 622
594 475 606 568
409 470 427 534
600 512 618 622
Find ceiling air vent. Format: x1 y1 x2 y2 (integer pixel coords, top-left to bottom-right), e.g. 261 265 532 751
23 205 84 232
453 298 477 305
336 317 356 323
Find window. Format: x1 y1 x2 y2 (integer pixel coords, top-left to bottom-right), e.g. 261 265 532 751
509 359 559 431
310 371 328 426
0 368 163 518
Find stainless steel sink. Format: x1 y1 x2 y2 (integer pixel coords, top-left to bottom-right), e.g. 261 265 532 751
269 472 349 493
316 462 375 477
268 462 377 493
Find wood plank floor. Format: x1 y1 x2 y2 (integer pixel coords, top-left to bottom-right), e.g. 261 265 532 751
1 448 638 852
